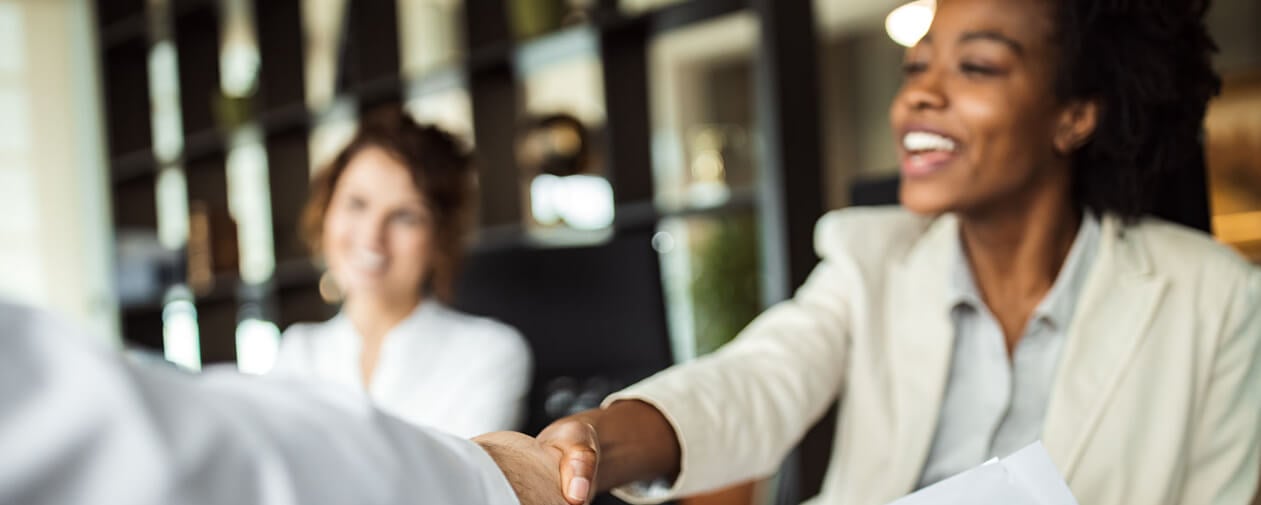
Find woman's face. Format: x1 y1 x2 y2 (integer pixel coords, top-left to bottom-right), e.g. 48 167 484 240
323 146 434 303
891 0 1091 216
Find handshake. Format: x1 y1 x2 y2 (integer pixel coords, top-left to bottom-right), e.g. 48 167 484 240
474 420 601 505
474 400 680 505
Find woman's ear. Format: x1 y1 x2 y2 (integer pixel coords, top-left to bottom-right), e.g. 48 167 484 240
1054 98 1100 155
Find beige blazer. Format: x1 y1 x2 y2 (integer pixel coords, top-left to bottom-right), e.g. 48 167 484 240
608 206 1261 505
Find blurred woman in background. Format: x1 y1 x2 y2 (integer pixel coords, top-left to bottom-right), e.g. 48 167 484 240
271 108 532 438
533 0 1261 504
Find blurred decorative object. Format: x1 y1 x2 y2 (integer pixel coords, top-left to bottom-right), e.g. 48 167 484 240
162 285 202 371
115 229 183 306
186 201 215 294
187 200 240 296
684 124 752 207
886 0 935 47
529 174 616 230
519 114 590 177
1205 73 1261 263
520 114 616 232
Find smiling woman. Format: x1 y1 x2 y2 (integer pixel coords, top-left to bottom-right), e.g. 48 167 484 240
530 0 1261 504
268 107 534 439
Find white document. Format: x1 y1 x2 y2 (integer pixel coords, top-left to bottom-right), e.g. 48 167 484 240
887 442 1079 505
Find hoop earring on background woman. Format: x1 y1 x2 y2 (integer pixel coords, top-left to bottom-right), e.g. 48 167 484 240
318 270 343 304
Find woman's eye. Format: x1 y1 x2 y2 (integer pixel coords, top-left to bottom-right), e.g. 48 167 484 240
902 61 928 76
393 212 422 226
346 197 367 211
960 62 1002 76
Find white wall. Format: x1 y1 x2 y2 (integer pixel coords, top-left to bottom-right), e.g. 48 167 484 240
0 0 117 344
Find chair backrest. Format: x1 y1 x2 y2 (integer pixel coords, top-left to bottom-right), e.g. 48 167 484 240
453 224 675 434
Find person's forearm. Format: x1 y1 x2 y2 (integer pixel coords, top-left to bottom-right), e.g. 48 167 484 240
576 400 681 491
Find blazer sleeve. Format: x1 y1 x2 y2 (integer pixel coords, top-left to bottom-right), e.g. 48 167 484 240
604 217 861 503
0 304 519 505
1179 268 1261 504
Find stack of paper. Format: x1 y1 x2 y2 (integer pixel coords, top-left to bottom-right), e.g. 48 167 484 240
887 442 1079 505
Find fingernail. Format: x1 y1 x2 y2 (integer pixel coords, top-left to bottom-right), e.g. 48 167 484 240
568 476 590 502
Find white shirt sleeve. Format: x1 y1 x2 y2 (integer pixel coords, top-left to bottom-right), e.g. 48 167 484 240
0 303 520 505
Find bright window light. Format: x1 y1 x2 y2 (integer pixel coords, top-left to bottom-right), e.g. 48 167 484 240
162 297 202 371
235 317 281 375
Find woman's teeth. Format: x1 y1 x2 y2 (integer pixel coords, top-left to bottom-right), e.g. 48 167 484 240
351 251 385 271
903 131 958 153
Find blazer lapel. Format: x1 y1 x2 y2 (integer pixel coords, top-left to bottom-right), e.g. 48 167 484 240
886 215 959 494
1042 214 1168 479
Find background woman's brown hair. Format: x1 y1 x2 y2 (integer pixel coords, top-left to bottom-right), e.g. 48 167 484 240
301 107 474 303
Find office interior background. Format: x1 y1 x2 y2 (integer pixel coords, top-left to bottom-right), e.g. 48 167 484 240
0 0 1259 503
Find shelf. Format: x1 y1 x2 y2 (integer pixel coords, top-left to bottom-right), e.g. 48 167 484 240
181 129 227 164
635 0 749 37
120 298 164 314
467 0 747 74
350 74 407 109
100 12 148 49
111 149 158 185
617 188 759 227
465 40 514 73
172 0 217 19
272 258 322 291
260 103 312 137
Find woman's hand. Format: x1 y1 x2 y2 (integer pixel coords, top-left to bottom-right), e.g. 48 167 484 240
536 401 682 505
537 417 600 505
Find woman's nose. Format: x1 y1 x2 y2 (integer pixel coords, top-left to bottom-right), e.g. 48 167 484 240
899 70 947 112
353 213 389 248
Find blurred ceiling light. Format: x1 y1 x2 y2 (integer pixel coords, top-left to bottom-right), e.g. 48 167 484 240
886 0 935 48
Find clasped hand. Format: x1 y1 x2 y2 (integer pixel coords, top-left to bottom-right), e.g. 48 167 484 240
474 419 599 505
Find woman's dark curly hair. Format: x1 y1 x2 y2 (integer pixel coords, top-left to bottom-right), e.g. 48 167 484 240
302 107 474 303
1053 0 1221 220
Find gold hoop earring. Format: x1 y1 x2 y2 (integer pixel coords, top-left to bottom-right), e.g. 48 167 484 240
318 271 343 303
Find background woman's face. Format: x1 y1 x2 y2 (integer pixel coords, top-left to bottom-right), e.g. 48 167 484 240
323 146 434 302
890 0 1069 216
